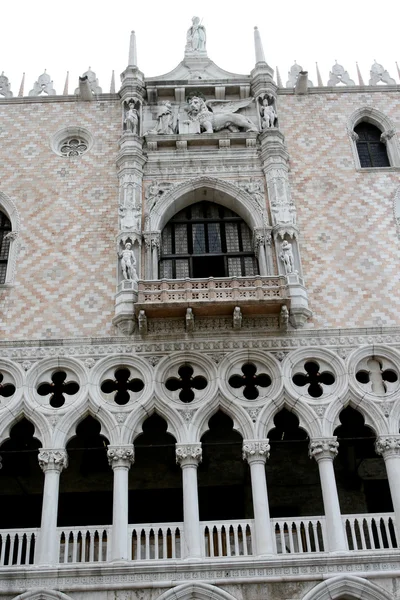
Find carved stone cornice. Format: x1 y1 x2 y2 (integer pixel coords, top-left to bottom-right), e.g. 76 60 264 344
242 440 270 463
175 444 202 467
309 438 339 461
376 435 400 458
107 445 135 469
38 449 68 472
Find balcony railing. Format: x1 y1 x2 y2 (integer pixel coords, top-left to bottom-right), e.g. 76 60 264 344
135 276 288 317
0 514 397 566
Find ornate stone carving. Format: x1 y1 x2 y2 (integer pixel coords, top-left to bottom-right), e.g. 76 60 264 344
376 436 400 457
138 310 147 335
280 305 289 330
74 68 102 94
286 63 313 88
279 240 296 274
245 407 262 423
309 438 339 460
233 306 242 330
349 130 359 142
369 62 396 86
266 169 296 226
146 102 175 135
380 129 396 144
29 71 56 96
186 17 207 53
38 449 68 472
327 62 355 86
124 100 139 134
0 72 13 98
259 95 277 129
119 175 141 231
119 242 138 280
177 408 197 424
242 440 270 461
107 445 135 468
176 444 202 465
183 97 258 134
146 181 174 212
186 307 195 332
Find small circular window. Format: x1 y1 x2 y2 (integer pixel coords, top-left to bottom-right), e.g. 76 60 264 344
51 126 93 158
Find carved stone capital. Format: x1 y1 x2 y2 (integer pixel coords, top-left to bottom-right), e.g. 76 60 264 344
380 129 395 143
376 435 400 458
4 231 18 241
38 449 68 472
309 437 339 461
176 444 202 467
349 130 359 142
107 445 135 469
242 440 270 463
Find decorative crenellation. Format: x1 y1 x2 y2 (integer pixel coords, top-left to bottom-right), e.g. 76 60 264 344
175 444 202 466
242 440 270 462
309 438 339 460
375 436 400 457
107 445 135 468
38 449 68 472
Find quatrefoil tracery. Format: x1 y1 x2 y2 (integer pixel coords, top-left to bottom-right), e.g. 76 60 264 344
356 358 398 395
37 371 80 408
0 373 15 399
228 362 271 400
292 360 335 398
165 365 207 403
101 368 144 405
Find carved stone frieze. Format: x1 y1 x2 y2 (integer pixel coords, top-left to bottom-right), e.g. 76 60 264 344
376 435 400 457
242 440 270 461
107 445 135 468
176 444 202 466
177 408 198 424
309 438 339 460
38 449 68 472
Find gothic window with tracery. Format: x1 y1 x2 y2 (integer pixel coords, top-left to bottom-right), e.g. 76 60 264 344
354 122 390 168
0 210 11 284
159 201 258 279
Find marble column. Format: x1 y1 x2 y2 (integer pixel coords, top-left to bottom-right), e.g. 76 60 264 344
176 443 202 558
108 445 135 561
242 440 274 555
309 437 347 552
37 449 68 565
376 435 400 539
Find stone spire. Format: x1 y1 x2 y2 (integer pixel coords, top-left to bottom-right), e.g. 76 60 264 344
396 61 400 81
356 62 364 85
18 72 25 97
316 63 323 86
110 70 115 93
63 71 69 95
276 66 283 87
254 26 266 63
128 30 137 67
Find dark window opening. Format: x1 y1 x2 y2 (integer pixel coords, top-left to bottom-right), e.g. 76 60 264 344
354 122 390 168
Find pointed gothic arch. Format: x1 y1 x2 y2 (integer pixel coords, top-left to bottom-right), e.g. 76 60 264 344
154 582 240 600
301 575 393 600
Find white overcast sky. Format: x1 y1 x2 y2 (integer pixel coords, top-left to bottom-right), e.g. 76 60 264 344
1 0 399 94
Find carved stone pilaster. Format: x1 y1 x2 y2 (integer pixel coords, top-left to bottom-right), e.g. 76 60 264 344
38 449 68 472
309 437 339 461
376 435 400 458
242 440 270 463
107 445 135 469
176 444 202 467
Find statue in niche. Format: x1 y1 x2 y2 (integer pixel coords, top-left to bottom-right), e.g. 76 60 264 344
124 101 139 134
184 96 258 134
119 183 141 230
260 95 277 129
186 17 206 52
279 240 295 274
119 242 138 281
146 101 174 135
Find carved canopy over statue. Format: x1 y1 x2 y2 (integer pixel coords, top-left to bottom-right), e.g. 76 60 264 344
183 97 258 134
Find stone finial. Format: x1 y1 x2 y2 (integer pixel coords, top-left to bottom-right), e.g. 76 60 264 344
369 61 396 85
18 72 25 97
74 68 102 95
275 66 283 88
254 26 266 64
29 71 56 96
316 63 323 87
110 70 115 93
63 71 69 95
356 62 365 86
0 73 13 98
286 63 313 88
327 62 355 86
128 30 138 67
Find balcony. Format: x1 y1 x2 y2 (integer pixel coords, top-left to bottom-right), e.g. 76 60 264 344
1 514 397 567
134 275 289 318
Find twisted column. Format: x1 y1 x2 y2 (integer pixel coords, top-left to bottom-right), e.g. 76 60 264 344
309 437 347 552
176 443 202 558
37 449 68 564
376 435 400 538
108 445 135 560
242 440 274 555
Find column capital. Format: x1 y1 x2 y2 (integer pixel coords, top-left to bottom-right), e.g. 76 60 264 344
242 439 270 463
176 443 202 467
376 435 400 458
309 437 339 461
38 449 68 473
107 445 135 469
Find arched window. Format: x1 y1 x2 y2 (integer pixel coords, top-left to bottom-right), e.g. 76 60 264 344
0 210 11 284
159 201 258 279
354 122 390 168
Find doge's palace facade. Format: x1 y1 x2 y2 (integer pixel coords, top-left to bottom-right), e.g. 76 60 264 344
0 18 400 600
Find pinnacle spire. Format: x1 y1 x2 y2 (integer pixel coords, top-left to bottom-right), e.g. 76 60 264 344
356 62 364 86
110 70 115 93
396 62 400 82
18 72 25 97
316 63 323 86
254 26 266 64
276 66 283 87
63 71 69 95
128 30 137 67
